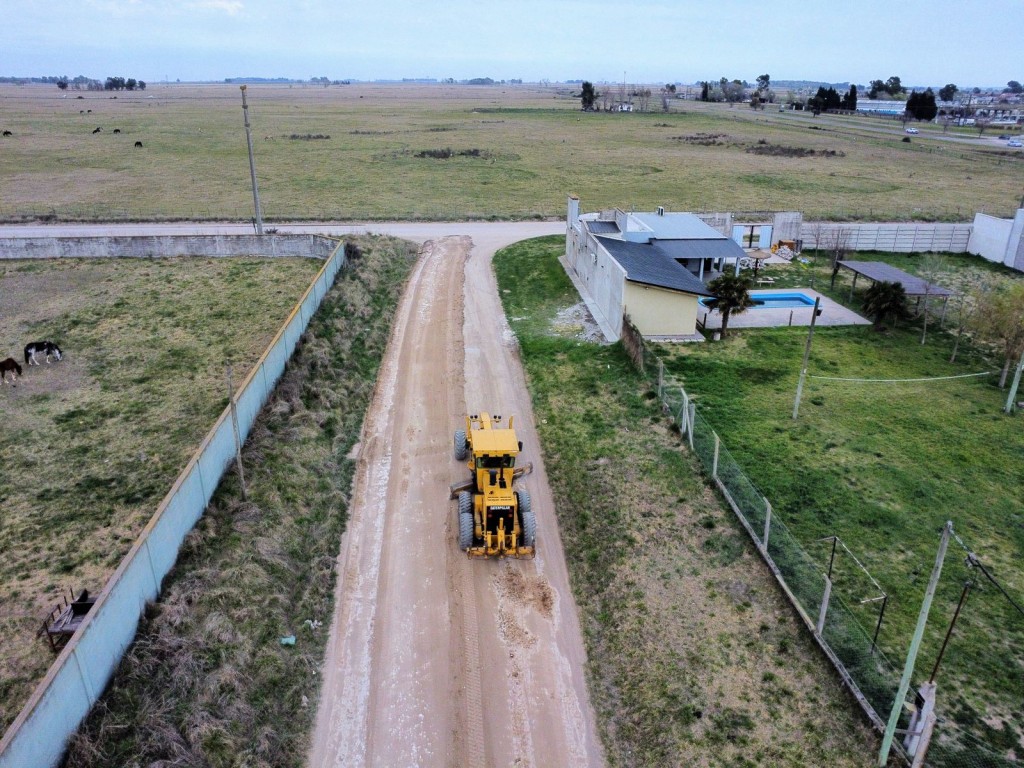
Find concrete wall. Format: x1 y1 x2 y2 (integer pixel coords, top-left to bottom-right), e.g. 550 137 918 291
772 212 803 245
800 222 972 253
0 240 346 768
968 213 1015 264
0 234 336 261
623 283 700 336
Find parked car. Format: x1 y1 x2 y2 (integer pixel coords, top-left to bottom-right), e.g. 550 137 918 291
1008 139 1023 148
998 134 1011 140
905 127 919 134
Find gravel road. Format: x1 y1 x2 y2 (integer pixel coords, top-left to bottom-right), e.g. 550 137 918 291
307 232 602 767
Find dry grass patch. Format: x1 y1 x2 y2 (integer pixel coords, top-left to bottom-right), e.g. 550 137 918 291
61 235 416 767
0 83 1020 222
0 255 321 731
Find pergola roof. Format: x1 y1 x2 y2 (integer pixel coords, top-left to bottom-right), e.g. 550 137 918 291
837 261 955 297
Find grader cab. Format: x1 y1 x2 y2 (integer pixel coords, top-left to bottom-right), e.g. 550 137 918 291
450 413 536 558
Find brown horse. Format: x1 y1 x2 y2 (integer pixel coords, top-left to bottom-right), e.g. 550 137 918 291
1 357 22 384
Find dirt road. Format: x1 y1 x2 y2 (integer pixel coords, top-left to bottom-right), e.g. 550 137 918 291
309 235 603 767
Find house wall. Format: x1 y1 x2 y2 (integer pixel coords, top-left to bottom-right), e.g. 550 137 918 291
623 283 700 336
565 202 627 339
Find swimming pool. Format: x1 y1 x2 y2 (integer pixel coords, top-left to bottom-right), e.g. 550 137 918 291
700 292 816 309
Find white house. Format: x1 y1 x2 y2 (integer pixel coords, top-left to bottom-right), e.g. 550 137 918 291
565 196 748 340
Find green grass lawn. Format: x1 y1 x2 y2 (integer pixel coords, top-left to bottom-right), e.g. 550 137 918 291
656 253 1024 758
496 236 877 767
1 83 1021 222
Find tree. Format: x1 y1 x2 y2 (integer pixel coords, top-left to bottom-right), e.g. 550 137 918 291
756 73 770 93
917 254 947 345
862 281 910 330
700 81 710 101
809 86 841 113
885 76 904 96
868 79 886 99
634 87 652 112
840 84 857 111
939 83 958 102
704 273 756 338
905 88 937 121
1007 80 1023 94
57 78 68 91
580 81 597 111
971 282 1024 388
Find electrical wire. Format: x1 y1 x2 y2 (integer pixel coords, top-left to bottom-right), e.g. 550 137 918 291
808 371 996 383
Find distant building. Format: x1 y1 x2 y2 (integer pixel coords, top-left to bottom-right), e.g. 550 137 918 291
565 197 748 340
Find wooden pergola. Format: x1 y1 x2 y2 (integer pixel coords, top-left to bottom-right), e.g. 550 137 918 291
832 260 956 321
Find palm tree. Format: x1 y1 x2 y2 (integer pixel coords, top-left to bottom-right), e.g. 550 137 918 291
862 280 910 330
705 273 756 338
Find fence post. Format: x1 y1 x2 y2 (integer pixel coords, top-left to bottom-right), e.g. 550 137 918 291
712 433 720 479
225 364 248 501
817 575 832 635
763 499 772 551
687 403 695 451
658 359 664 399
678 390 688 435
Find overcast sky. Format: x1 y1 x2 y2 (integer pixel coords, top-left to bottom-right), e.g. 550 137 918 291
4 0 1021 88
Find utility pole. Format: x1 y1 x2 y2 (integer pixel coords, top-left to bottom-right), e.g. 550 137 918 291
792 296 822 419
239 85 264 235
877 521 953 766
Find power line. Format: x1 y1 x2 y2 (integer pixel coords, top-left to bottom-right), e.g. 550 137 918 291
808 371 995 383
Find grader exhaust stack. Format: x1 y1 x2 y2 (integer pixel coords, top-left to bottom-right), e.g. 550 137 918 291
451 413 536 558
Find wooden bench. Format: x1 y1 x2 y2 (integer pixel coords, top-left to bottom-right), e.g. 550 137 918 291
40 588 96 652
756 277 776 286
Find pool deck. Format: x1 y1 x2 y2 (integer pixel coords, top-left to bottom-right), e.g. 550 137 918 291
696 288 871 331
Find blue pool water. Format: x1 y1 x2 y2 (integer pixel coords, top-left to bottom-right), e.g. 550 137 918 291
700 292 815 309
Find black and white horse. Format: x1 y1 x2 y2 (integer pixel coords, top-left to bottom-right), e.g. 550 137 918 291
24 341 63 365
1 357 22 383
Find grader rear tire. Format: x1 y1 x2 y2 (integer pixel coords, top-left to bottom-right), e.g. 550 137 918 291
458 491 474 550
516 490 536 548
454 429 468 461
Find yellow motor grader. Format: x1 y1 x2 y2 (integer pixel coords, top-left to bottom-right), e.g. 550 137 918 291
450 413 536 558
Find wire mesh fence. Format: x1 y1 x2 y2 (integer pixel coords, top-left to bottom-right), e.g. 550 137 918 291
648 352 1011 768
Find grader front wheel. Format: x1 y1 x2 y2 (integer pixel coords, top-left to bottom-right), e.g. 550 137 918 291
454 429 468 461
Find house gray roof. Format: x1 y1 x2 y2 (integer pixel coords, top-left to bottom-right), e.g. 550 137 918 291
632 212 726 240
597 236 715 296
654 237 747 263
586 220 620 234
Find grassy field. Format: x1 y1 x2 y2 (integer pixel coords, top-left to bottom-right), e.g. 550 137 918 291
495 236 877 767
653 250 1024 759
60 235 417 767
1 83 1022 222
0 254 323 733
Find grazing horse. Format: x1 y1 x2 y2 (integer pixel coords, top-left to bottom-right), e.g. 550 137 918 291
24 341 63 365
1 357 22 383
